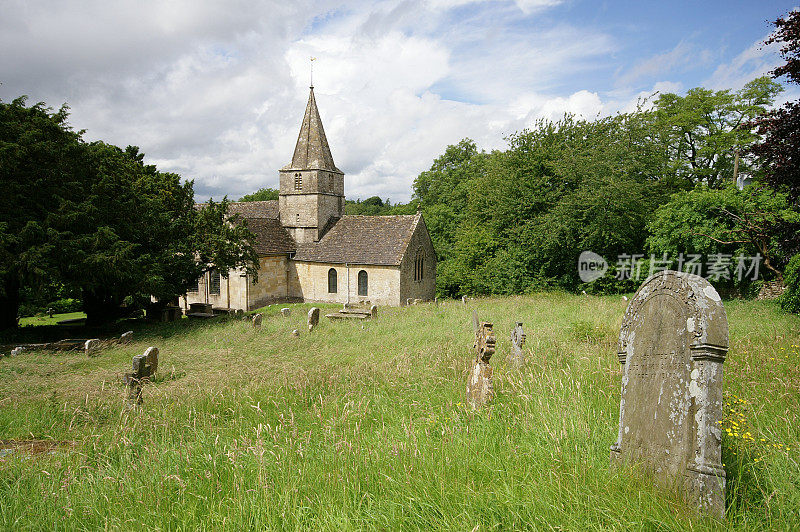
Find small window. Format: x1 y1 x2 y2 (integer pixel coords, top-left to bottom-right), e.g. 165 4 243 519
187 277 200 293
294 173 302 190
358 270 368 296
414 248 424 282
296 213 300 223
209 269 221 295
328 268 337 293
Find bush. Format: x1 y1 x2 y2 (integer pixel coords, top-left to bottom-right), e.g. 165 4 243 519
779 254 800 312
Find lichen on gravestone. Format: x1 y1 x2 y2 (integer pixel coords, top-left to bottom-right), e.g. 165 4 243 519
611 270 728 518
84 339 101 357
467 313 496 408
252 313 263 328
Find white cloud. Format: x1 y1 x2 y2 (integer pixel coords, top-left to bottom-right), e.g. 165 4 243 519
616 40 714 88
704 37 782 91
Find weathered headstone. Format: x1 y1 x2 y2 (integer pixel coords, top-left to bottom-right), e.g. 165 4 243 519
308 307 320 331
622 295 629 301
508 322 526 367
48 307 54 318
462 295 467 305
406 298 413 306
281 308 291 317
611 270 728 517
291 329 300 337
434 297 439 306
10 347 23 357
252 313 263 328
467 312 496 407
125 347 159 406
120 331 133 344
84 338 101 357
370 305 378 319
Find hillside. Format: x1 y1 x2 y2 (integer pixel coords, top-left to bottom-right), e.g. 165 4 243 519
0 294 798 529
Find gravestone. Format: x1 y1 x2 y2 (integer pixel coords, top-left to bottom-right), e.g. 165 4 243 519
281 308 291 317
462 295 467 305
308 307 320 331
406 298 413 306
370 305 378 319
11 347 23 357
120 331 133 344
84 338 101 357
125 347 159 406
611 270 728 517
508 322 526 367
467 310 496 407
291 329 300 337
252 313 263 328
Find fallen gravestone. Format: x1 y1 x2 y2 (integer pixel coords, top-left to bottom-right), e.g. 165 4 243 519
281 308 291 317
308 307 320 331
508 322 526 367
467 310 496 407
84 339 101 357
611 270 728 517
119 331 133 344
125 347 159 406
252 313 263 328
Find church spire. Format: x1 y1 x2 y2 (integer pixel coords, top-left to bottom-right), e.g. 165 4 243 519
283 87 341 173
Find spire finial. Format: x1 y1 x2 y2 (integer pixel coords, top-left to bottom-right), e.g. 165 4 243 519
310 56 316 88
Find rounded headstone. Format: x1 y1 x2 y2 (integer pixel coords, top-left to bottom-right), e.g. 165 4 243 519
370 305 378 319
308 307 320 331
252 313 263 328
120 331 134 344
281 308 291 317
611 270 728 517
291 329 300 337
85 339 101 357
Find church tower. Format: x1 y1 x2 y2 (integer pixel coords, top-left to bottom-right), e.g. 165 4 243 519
279 86 345 244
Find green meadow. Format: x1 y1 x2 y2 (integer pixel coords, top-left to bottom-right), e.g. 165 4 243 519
0 294 798 530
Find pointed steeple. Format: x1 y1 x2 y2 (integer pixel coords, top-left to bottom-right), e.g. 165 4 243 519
283 87 341 173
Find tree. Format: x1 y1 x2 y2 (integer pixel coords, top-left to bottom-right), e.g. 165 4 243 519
653 77 782 188
0 97 85 329
239 187 279 202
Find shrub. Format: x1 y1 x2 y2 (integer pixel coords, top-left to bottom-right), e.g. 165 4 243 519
779 254 800 312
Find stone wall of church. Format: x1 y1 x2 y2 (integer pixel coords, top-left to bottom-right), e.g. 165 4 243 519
180 255 289 312
399 217 437 304
288 261 402 306
247 255 289 309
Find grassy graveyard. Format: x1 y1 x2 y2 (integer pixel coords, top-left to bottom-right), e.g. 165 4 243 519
0 294 798 530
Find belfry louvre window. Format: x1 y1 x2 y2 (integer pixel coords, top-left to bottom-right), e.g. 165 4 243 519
328 268 337 293
294 173 302 190
209 269 221 295
358 270 368 296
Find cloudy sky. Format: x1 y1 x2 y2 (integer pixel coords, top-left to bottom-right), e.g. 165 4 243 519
1 1 797 202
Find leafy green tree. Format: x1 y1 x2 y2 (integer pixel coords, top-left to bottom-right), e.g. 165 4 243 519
0 97 85 329
239 187 279 202
653 77 782 188
647 184 798 282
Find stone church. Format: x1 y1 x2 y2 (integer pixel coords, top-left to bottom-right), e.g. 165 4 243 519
181 87 436 310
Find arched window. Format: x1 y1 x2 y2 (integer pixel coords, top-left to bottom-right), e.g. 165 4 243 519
414 248 424 282
358 270 368 296
328 268 337 293
209 269 221 295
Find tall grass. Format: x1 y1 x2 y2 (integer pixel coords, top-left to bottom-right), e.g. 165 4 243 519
0 294 798 530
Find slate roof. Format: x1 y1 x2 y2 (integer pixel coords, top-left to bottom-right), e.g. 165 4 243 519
243 217 296 255
226 200 279 219
281 87 342 173
293 214 420 266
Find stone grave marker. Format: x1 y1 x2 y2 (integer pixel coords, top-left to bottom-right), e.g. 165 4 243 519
125 347 159 406
308 307 320 331
462 295 467 305
291 329 300 337
281 308 291 317
84 338 101 357
252 313 263 328
611 270 728 517
120 331 133 344
11 347 23 357
467 312 496 407
508 322 526 367
370 305 378 319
